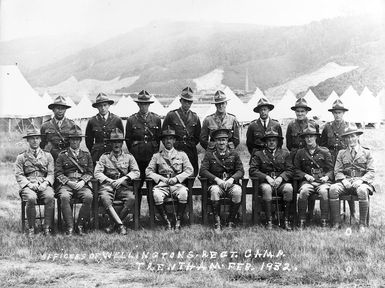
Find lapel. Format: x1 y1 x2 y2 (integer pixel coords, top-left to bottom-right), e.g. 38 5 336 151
105 112 112 126
214 113 226 127
51 118 61 130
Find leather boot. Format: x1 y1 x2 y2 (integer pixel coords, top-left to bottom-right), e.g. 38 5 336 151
329 199 340 229
283 201 292 231
228 202 241 228
299 219 306 230
106 205 123 233
78 199 92 228
156 204 172 230
211 201 221 231
26 200 36 230
307 196 315 222
320 199 329 228
359 200 369 227
348 200 357 224
61 197 74 233
44 197 54 231
77 217 85 236
176 203 187 230
264 200 273 230
298 199 307 224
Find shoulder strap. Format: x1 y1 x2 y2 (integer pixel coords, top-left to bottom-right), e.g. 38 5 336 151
64 152 85 173
174 110 190 137
262 150 280 171
212 151 230 171
24 152 47 173
160 154 179 174
108 154 126 176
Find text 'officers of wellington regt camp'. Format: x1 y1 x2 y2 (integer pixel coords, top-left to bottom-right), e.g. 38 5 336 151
40 96 75 161
94 128 140 235
200 90 240 150
146 127 193 230
246 97 282 155
199 128 244 232
162 87 201 176
86 93 124 165
55 125 94 236
125 90 161 183
249 129 294 230
15 128 55 236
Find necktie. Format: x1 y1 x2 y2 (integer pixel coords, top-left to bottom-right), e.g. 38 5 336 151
263 120 267 130
33 150 37 158
351 148 356 159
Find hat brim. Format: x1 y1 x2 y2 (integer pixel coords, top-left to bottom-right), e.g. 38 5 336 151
134 99 154 104
341 130 363 137
262 135 283 141
253 104 274 113
92 100 114 108
328 108 349 112
48 104 71 110
211 99 230 104
180 95 193 102
23 134 41 139
291 106 312 111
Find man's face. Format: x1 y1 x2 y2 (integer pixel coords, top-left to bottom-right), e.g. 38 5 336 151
332 110 345 121
69 138 81 150
295 108 308 120
266 138 278 150
138 103 150 114
259 106 270 120
162 136 176 150
97 102 110 116
27 136 41 150
345 134 359 148
215 137 228 150
215 101 227 113
111 141 123 153
304 135 317 146
180 98 192 111
52 106 67 120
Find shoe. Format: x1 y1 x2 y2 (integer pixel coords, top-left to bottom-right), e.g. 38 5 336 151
299 219 306 230
227 221 236 229
214 215 221 233
359 224 366 233
350 214 359 225
266 220 273 230
104 223 115 234
43 227 51 236
26 227 35 237
117 225 127 235
284 219 292 231
175 219 181 230
65 228 73 236
77 225 85 236
320 219 328 228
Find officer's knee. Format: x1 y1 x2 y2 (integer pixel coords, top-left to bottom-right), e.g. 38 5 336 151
26 194 37 205
329 184 340 199
153 189 164 205
260 183 273 201
356 186 369 200
99 194 112 208
282 184 293 202
231 185 242 204
177 188 188 204
298 184 312 199
318 186 329 200
209 185 221 201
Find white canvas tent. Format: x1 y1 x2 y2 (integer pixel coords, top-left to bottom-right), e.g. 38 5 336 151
68 94 94 119
247 87 265 105
303 89 323 120
166 96 181 113
271 90 297 119
360 87 382 124
110 95 138 118
340 86 361 123
322 91 340 122
149 95 167 117
377 88 385 120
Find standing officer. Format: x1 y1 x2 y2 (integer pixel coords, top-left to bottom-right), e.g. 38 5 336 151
246 97 282 155
86 93 124 165
40 96 75 161
55 125 93 235
249 129 293 230
320 99 356 221
286 97 319 219
15 128 55 236
94 128 140 235
125 90 161 186
200 90 240 150
199 129 244 231
146 127 193 230
162 87 201 176
294 124 333 229
329 124 374 232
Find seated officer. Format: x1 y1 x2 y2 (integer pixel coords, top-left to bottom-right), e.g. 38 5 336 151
15 128 55 236
249 129 294 230
55 125 93 235
146 127 193 230
294 124 333 229
94 128 140 235
199 128 244 231
329 124 375 232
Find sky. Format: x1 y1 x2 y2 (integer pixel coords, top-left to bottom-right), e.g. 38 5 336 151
0 0 384 42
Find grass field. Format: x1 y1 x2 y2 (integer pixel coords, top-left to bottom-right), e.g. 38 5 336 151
0 125 385 287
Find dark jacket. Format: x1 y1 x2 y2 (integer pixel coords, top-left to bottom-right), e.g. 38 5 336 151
286 118 319 151
246 118 282 154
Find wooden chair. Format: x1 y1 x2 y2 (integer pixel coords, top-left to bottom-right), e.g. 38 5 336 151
92 178 142 230
200 177 248 226
21 198 55 233
146 177 195 229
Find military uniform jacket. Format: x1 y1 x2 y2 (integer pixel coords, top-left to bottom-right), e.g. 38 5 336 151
249 148 293 182
94 151 140 184
162 108 201 147
55 149 93 186
146 148 193 184
85 112 124 163
40 117 75 160
125 112 161 163
294 145 333 181
246 118 282 154
320 120 348 152
15 148 54 189
286 118 319 151
200 113 240 150
334 145 374 185
199 148 244 185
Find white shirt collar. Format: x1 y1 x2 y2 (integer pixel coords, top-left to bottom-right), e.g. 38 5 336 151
260 117 270 126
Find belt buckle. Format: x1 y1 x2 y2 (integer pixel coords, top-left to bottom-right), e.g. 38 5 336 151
144 135 148 143
351 170 356 177
270 171 276 179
